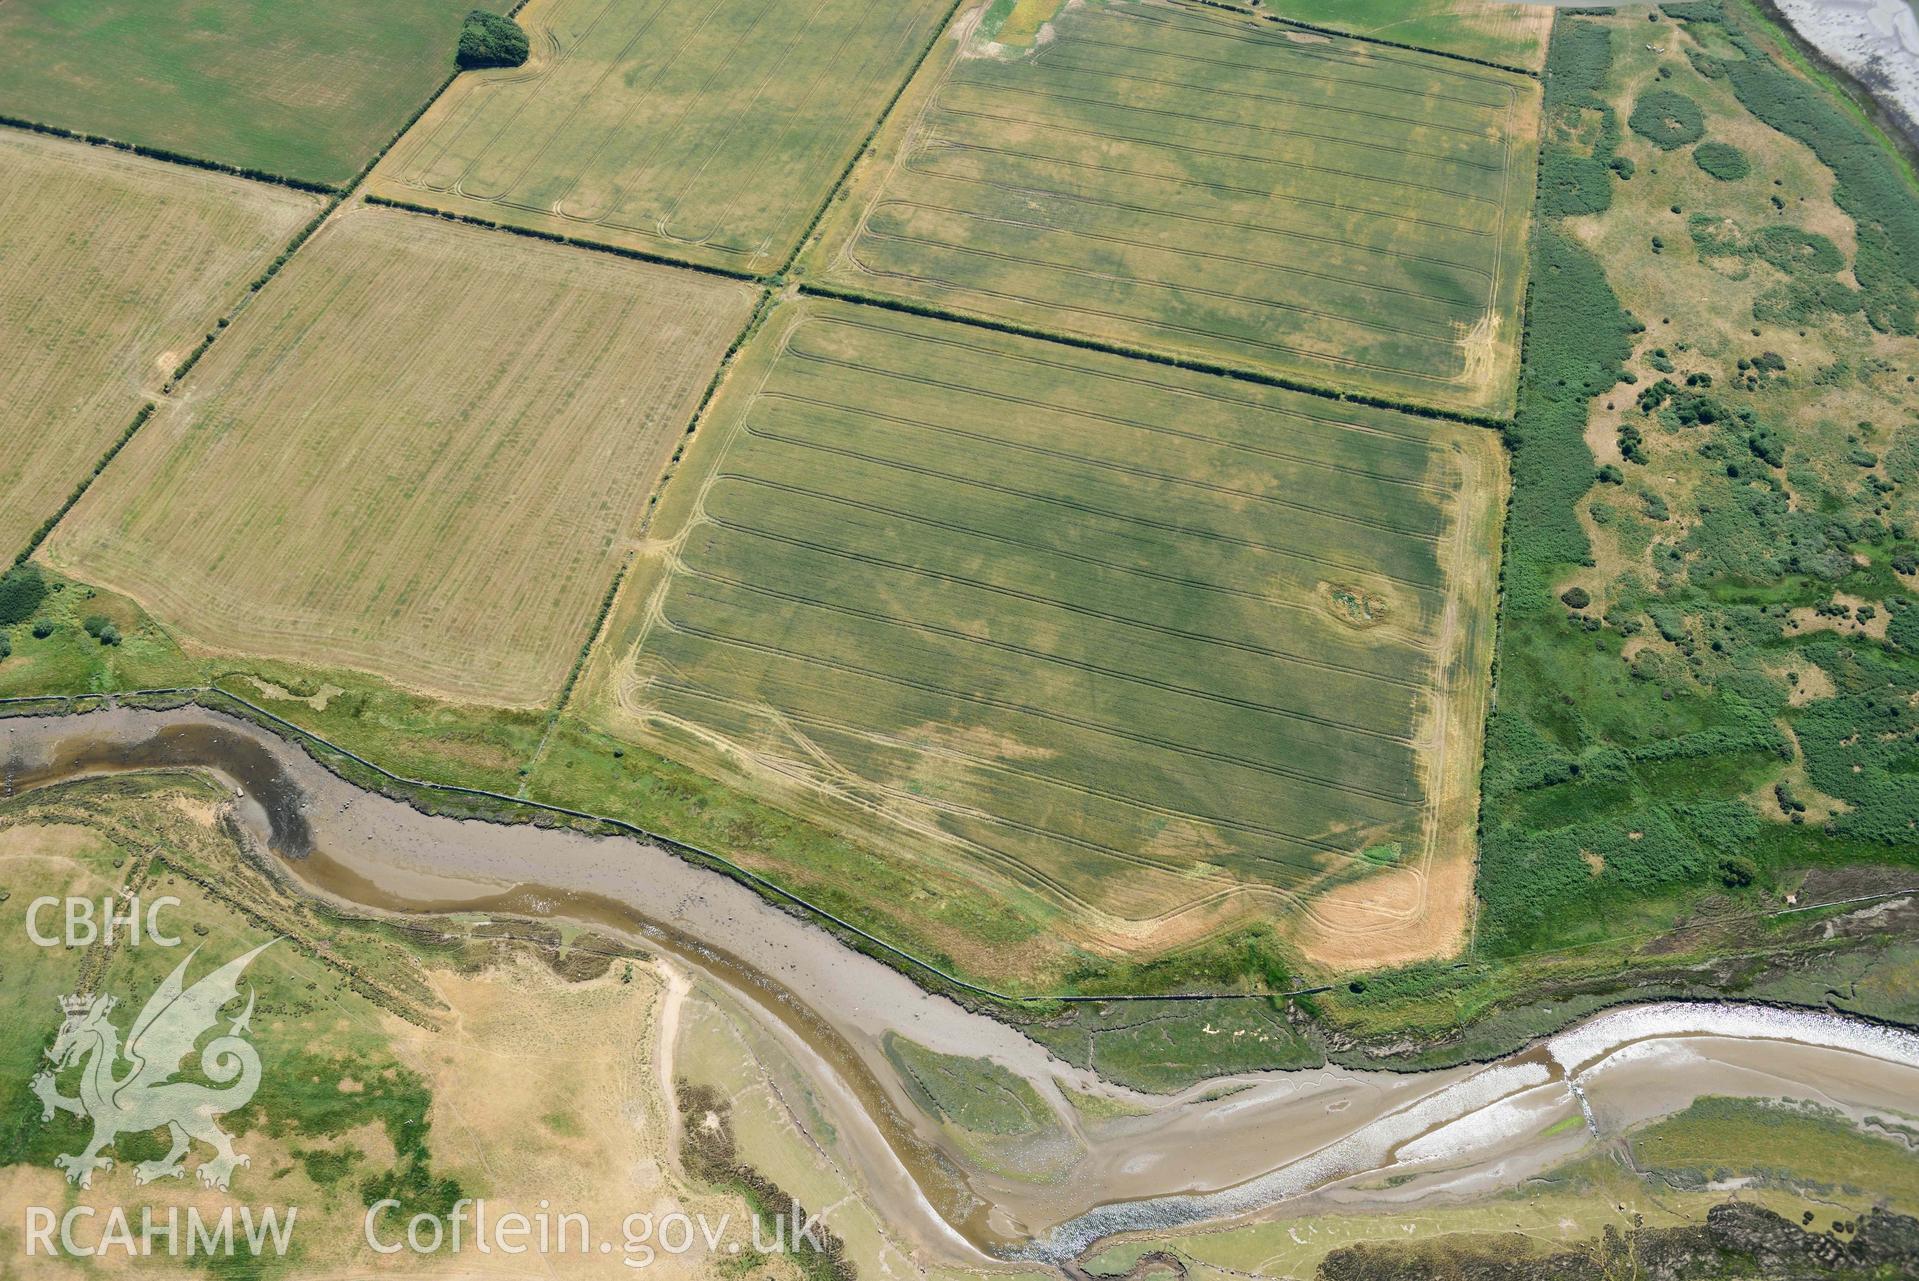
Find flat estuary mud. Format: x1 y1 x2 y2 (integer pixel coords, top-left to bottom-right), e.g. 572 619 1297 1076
5 706 1918 1265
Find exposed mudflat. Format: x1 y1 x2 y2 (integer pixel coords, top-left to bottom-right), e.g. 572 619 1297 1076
1774 0 1919 141
5 705 1918 1265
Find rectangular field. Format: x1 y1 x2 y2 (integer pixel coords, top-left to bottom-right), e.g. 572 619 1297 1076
368 0 959 275
805 0 1540 414
44 205 757 706
0 0 505 186
0 130 320 561
585 299 1504 966
1254 0 1553 72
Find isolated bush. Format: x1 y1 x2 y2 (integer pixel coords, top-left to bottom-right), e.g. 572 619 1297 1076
0 565 46 626
1629 89 1705 149
0 635 10 661
1693 140 1750 180
31 619 53 639
81 614 120 645
456 10 529 69
1560 586 1592 609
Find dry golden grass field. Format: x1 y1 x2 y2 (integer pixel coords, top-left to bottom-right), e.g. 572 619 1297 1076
582 298 1504 970
805 0 1540 414
0 130 319 560
368 0 958 274
43 204 756 706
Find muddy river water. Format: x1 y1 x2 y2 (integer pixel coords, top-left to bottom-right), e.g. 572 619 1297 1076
5 706 1918 1265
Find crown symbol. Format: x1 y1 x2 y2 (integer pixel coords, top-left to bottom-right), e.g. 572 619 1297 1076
59 993 94 1015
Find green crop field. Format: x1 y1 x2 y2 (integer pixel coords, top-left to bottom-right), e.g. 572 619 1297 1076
0 130 319 563
584 299 1503 972
0 0 505 186
805 0 1539 413
368 0 957 274
1253 0 1552 71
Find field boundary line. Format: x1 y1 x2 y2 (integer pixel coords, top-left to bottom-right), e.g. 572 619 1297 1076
365 194 775 284
778 0 974 275
10 404 154 568
521 283 780 785
795 283 1511 429
1172 0 1541 80
0 113 341 194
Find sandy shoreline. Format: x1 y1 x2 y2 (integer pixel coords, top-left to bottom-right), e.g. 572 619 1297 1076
1773 0 1919 141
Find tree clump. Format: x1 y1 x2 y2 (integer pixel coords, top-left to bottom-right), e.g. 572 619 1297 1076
0 564 47 627
457 10 529 69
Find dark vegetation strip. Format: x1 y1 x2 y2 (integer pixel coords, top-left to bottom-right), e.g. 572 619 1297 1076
778 0 973 275
0 113 339 194
10 404 153 568
365 195 773 284
797 283 1510 429
1174 0 1540 79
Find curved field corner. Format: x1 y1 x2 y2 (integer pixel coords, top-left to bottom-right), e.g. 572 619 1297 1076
0 130 321 562
0 0 509 186
577 298 1504 976
43 205 756 707
804 0 1541 414
368 0 958 274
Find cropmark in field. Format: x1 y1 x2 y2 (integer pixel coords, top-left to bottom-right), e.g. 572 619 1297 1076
586 300 1505 971
0 129 321 561
806 0 1540 414
369 0 959 274
44 205 757 706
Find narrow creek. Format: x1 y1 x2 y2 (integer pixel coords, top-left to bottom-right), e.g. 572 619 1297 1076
5 706 1917 1264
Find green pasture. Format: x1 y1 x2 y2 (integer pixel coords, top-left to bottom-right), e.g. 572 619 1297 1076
0 0 505 185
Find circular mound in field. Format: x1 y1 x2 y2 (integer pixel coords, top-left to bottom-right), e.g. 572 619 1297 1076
1323 583 1391 629
1693 140 1750 181
1629 89 1705 150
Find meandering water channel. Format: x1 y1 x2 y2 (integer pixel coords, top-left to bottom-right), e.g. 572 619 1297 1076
4 706 1917 1265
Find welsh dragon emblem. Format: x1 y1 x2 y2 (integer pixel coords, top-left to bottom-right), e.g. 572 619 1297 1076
32 941 274 1190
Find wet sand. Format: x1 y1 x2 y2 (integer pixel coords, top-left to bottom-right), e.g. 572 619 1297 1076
6 706 1919 1264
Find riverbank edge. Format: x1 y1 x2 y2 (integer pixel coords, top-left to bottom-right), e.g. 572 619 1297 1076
6 690 1915 1089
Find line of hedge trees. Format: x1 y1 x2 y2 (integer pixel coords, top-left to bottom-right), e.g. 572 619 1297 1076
795 283 1511 430
0 113 337 194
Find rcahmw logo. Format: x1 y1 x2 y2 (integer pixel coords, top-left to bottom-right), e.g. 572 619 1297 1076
23 941 301 1260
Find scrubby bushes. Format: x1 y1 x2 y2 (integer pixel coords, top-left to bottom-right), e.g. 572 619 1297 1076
456 10 529 69
1538 20 1623 218
0 565 47 626
1692 140 1749 180
1629 89 1705 149
1674 8 1919 334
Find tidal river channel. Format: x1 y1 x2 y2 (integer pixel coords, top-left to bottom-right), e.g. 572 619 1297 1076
5 706 1917 1265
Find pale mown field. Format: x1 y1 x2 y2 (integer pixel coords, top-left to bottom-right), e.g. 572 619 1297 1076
0 130 318 561
45 205 756 706
806 0 1540 414
585 299 1503 964
369 0 957 273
